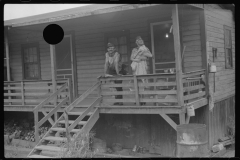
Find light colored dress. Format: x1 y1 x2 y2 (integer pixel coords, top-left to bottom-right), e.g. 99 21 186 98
131 45 151 76
105 51 122 73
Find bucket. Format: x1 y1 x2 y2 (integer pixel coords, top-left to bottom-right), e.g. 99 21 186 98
210 63 217 73
187 105 195 117
176 124 209 157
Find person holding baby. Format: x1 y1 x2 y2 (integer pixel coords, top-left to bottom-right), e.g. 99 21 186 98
130 36 152 105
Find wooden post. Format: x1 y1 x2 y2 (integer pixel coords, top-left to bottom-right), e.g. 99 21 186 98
133 75 140 106
68 78 73 103
179 113 186 124
172 4 184 108
5 29 11 105
4 29 11 81
50 45 57 122
34 110 39 143
64 110 71 144
21 81 25 105
200 7 211 150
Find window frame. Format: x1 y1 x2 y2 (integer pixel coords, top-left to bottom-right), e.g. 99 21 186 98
224 25 233 69
21 42 41 80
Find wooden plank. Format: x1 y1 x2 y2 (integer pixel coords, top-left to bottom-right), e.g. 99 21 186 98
141 98 178 103
101 83 133 88
139 90 177 95
38 98 68 127
102 98 135 103
65 82 100 112
4 99 23 103
185 98 208 110
133 75 140 106
64 110 71 143
34 110 39 143
183 84 205 92
183 91 206 100
68 97 100 131
179 113 186 124
33 83 67 111
4 93 22 96
80 108 99 134
172 4 184 107
41 110 54 126
159 113 177 130
138 82 176 87
101 91 135 96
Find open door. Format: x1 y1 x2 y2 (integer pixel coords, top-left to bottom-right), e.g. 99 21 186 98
55 35 76 98
150 21 176 73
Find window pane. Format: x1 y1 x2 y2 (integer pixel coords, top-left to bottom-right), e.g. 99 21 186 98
108 38 118 46
225 29 231 47
121 54 128 63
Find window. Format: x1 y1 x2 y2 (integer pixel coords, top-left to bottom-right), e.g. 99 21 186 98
22 43 41 79
105 30 129 64
224 26 233 69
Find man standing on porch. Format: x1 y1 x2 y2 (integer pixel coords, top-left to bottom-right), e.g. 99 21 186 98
104 42 125 105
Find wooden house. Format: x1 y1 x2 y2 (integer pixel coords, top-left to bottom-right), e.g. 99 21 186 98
4 4 235 157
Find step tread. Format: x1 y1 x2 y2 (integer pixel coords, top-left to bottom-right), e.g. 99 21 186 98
50 127 81 133
35 145 67 152
67 112 93 115
58 120 87 125
28 155 53 158
43 136 74 142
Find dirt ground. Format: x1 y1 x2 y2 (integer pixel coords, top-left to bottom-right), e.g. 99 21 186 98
4 144 235 158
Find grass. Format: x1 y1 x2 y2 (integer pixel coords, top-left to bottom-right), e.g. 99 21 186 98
56 131 96 158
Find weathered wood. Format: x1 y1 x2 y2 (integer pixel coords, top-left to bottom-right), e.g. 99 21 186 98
159 113 177 130
183 91 206 101
101 91 135 96
179 113 186 124
33 83 67 112
68 97 100 131
50 44 57 106
138 82 176 87
4 30 11 81
41 111 54 126
34 110 39 143
38 98 68 127
172 4 184 107
183 84 205 92
64 110 71 144
139 90 177 95
185 114 190 124
133 75 140 106
65 82 100 112
79 108 99 134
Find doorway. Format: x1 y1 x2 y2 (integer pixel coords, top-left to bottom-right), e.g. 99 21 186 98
55 35 76 98
150 21 175 73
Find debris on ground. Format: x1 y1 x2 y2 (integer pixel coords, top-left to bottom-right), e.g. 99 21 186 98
91 138 107 153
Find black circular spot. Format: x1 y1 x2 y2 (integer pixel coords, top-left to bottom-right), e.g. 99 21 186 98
43 24 64 45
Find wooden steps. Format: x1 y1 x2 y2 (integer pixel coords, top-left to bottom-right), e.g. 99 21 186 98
35 145 66 152
28 103 100 158
43 136 74 142
50 127 81 133
58 120 87 125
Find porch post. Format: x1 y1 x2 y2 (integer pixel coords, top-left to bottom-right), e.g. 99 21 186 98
4 28 11 81
172 4 185 124
50 45 57 121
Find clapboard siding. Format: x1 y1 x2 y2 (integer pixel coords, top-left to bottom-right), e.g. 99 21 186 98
75 5 172 95
180 7 203 73
204 4 235 102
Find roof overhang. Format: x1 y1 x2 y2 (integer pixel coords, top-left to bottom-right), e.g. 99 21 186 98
4 4 161 28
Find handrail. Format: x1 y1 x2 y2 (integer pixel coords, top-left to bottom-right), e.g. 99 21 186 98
33 83 68 112
65 81 101 112
183 69 205 75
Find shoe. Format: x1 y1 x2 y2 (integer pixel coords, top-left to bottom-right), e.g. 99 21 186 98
140 102 146 106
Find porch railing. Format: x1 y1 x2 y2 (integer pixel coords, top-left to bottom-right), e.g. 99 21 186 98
182 69 206 104
98 73 179 107
4 79 72 106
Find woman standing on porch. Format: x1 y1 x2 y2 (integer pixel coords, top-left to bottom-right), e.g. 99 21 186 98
130 36 152 105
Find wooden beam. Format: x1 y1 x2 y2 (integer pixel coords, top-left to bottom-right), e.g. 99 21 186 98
68 97 101 132
179 113 186 124
41 111 54 126
34 110 39 143
159 113 177 130
21 82 25 105
4 29 10 81
172 4 184 107
186 114 190 124
38 98 68 127
50 44 57 107
80 108 99 134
